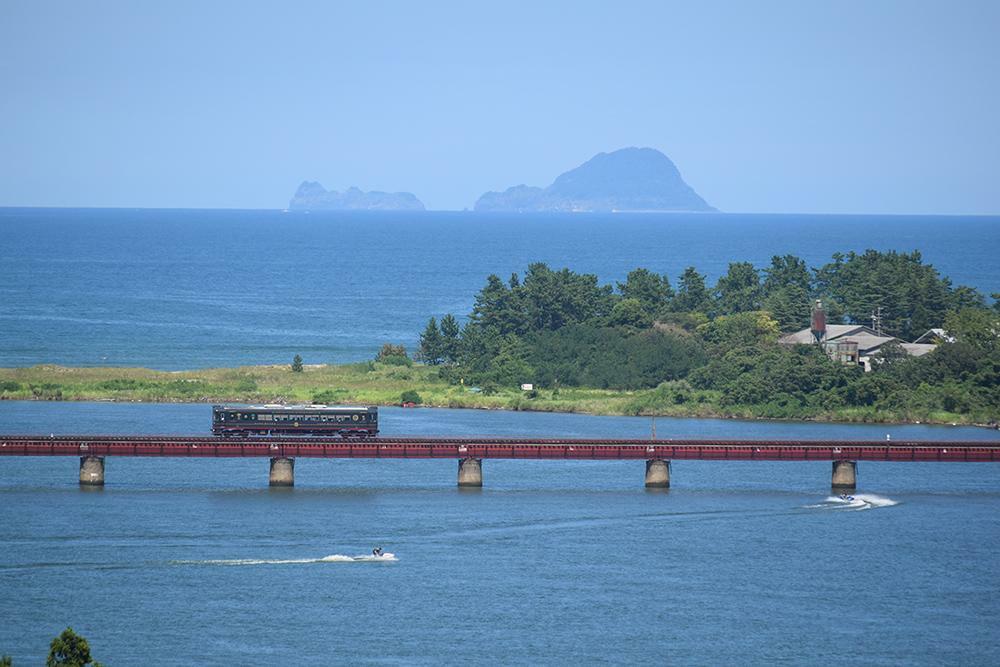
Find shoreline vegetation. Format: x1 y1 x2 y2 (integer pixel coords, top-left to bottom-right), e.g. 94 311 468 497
2 249 996 429
0 361 994 427
409 250 999 428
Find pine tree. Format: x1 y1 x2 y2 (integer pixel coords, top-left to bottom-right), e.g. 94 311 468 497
439 313 461 363
673 267 712 313
47 627 103 667
419 317 444 364
762 255 812 332
291 354 303 372
617 268 673 318
715 262 762 315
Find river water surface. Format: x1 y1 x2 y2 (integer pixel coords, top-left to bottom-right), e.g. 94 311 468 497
1 402 998 664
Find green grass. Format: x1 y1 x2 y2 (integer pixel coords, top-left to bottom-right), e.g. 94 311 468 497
0 363 992 426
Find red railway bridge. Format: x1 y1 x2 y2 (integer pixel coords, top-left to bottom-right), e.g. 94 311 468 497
3 435 999 489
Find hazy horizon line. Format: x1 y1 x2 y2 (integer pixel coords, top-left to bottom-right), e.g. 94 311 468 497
1 205 999 218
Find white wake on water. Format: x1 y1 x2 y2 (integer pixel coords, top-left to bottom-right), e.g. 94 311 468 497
173 553 398 566
804 494 899 511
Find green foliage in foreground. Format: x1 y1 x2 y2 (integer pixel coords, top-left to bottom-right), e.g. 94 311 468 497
47 627 103 667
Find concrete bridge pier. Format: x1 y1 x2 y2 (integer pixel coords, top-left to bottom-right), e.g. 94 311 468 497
831 460 857 491
458 457 483 487
269 457 295 487
79 456 105 486
645 459 671 488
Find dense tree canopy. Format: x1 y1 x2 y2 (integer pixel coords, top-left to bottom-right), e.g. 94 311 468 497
673 267 712 313
762 255 813 331
714 262 762 316
618 268 673 317
813 250 979 339
416 252 996 420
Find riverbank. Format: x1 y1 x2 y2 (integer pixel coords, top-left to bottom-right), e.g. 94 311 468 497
0 363 992 427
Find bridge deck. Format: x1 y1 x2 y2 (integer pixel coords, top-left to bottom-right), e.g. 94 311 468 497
2 436 999 461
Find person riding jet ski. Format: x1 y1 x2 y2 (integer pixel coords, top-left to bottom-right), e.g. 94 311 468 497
372 546 384 557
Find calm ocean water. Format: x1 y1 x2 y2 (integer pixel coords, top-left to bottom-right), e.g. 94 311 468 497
1 207 998 369
0 402 999 665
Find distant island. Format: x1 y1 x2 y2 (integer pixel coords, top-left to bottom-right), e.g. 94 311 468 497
289 181 425 211
474 147 715 212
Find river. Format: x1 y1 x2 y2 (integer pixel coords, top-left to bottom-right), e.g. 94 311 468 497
1 402 998 664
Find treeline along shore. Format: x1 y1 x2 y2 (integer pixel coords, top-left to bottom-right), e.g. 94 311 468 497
1 249 997 426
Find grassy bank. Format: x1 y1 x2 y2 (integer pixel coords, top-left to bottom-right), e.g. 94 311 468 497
0 363 992 427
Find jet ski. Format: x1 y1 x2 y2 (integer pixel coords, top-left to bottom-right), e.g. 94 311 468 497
839 494 856 502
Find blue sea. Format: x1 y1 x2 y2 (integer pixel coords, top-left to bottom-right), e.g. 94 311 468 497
1 208 1000 664
1 207 998 369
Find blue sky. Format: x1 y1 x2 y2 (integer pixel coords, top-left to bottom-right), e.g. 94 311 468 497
1 1 997 213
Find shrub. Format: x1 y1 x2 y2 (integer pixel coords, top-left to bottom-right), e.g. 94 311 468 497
376 343 412 367
376 343 408 360
233 379 257 393
30 383 63 400
95 379 143 391
313 389 347 404
400 390 423 404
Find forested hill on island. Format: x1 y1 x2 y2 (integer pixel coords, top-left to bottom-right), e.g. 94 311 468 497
474 147 715 213
289 181 425 211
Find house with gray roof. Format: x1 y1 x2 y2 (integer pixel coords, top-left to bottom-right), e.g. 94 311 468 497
779 303 941 371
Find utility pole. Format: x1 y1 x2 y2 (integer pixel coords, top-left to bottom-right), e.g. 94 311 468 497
871 305 883 336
